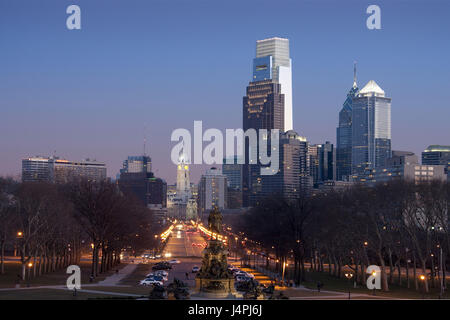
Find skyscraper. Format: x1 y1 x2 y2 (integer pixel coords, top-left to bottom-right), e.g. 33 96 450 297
351 80 392 174
118 155 167 208
242 80 284 207
254 37 293 131
120 156 151 174
336 64 358 181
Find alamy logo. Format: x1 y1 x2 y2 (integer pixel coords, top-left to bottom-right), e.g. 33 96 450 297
366 265 381 290
170 121 280 175
366 5 381 30
66 265 81 290
66 5 81 30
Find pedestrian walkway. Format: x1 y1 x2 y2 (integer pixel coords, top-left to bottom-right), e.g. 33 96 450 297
97 263 137 286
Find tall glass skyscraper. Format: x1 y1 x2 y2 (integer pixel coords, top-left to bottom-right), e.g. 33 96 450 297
253 37 293 131
351 80 392 174
336 64 358 181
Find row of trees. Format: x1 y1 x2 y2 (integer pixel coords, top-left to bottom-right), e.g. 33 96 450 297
0 178 159 281
235 180 449 293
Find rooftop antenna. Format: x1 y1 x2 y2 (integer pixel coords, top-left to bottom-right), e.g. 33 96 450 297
143 124 147 157
353 61 357 88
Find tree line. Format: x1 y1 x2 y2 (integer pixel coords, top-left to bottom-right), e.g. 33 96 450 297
0 178 159 281
236 180 449 293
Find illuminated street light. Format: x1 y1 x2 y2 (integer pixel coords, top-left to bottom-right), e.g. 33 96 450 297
344 272 354 299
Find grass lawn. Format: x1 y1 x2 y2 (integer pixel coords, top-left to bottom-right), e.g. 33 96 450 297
0 260 128 288
119 263 153 287
0 288 116 300
299 271 449 299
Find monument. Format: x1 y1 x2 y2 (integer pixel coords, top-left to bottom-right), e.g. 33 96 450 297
194 206 237 298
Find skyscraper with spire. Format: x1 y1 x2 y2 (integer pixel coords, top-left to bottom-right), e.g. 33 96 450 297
336 63 358 180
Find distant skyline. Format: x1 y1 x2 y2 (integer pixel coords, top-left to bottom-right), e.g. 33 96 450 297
1 0 449 184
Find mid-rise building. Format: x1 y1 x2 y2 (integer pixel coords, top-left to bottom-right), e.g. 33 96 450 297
22 156 106 183
351 151 447 184
22 157 54 182
422 145 450 180
352 80 392 175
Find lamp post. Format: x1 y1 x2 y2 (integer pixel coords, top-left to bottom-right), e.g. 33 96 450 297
27 262 33 287
282 260 287 287
419 275 426 299
345 272 353 299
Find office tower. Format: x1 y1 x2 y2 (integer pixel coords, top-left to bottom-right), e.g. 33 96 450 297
248 131 311 205
254 37 293 131
222 156 243 208
22 157 54 182
22 156 106 183
242 80 285 207
198 168 227 219
148 177 167 207
279 131 310 199
422 145 450 180
318 141 335 183
309 142 335 188
120 156 151 174
336 64 358 180
222 156 243 191
118 154 166 208
351 80 392 175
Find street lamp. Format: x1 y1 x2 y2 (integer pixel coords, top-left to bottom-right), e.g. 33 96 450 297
344 272 354 299
419 275 426 299
282 261 288 287
27 262 33 287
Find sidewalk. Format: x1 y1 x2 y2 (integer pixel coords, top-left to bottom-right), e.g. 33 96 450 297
97 264 137 286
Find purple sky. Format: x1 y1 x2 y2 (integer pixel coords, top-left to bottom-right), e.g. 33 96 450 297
1 0 449 184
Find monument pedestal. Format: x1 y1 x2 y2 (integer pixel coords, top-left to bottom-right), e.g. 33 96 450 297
194 278 237 299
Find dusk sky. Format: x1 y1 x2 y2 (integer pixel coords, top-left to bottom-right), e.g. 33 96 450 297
1 0 449 184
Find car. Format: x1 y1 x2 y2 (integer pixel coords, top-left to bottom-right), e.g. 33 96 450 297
168 259 181 264
192 266 200 273
154 270 168 277
246 273 255 278
234 271 248 277
235 275 252 282
152 262 172 270
147 275 164 282
155 254 161 258
146 272 168 281
140 279 163 286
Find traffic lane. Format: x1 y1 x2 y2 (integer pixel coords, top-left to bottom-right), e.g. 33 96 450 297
163 230 187 257
185 230 207 257
165 258 202 288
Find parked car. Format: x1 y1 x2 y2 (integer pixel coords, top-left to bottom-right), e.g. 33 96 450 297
235 275 252 282
140 278 163 286
146 272 168 281
234 271 248 277
152 262 172 270
154 270 168 277
192 266 200 273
